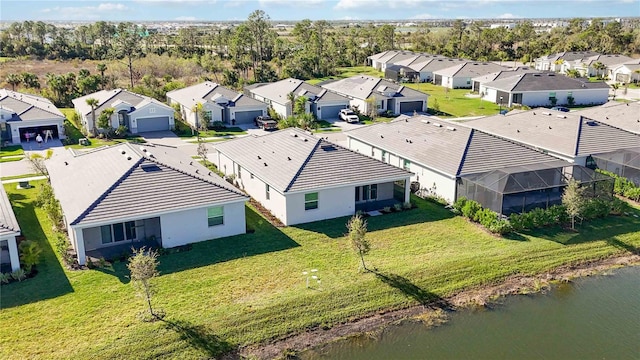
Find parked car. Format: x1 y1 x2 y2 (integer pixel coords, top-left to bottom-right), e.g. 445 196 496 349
551 106 570 112
255 115 278 130
339 109 360 123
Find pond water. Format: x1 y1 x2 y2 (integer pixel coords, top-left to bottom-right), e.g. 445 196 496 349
303 266 640 360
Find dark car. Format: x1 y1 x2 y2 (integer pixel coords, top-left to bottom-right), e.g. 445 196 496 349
255 115 278 130
551 106 570 112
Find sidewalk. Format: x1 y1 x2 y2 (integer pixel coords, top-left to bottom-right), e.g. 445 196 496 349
1 175 47 184
0 158 36 178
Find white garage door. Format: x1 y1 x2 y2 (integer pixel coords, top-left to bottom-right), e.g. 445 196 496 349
136 117 170 132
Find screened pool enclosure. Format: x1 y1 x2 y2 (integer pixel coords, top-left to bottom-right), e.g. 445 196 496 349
590 148 640 186
457 162 614 215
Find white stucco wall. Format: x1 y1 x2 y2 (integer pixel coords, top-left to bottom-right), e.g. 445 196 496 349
452 76 472 89
9 118 66 143
285 187 356 225
520 89 608 107
347 137 457 202
160 202 246 248
128 103 175 133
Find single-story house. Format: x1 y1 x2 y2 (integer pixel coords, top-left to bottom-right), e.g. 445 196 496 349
377 51 432 72
464 108 640 166
368 50 400 70
72 89 175 135
167 81 268 127
345 115 582 215
589 147 640 186
610 62 640 84
433 62 510 89
0 89 66 144
0 185 21 272
46 143 249 265
479 73 610 107
409 57 469 83
564 54 635 78
213 128 412 225
385 64 419 83
320 75 429 115
471 67 540 93
574 101 640 135
247 78 351 121
534 51 600 72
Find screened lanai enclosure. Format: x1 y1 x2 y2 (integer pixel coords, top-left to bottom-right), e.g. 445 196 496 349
590 148 640 186
457 162 614 216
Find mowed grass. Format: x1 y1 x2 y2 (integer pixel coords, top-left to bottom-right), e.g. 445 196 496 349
2 182 639 359
307 66 384 85
0 145 25 162
404 82 502 117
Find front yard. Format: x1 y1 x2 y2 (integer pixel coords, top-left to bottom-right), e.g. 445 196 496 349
0 145 25 162
1 181 639 359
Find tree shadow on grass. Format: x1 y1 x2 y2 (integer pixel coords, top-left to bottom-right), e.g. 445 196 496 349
502 232 528 242
100 205 300 282
372 270 452 309
1 186 73 309
162 318 235 359
294 196 455 239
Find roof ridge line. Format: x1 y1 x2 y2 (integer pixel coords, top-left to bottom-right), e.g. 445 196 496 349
456 128 475 176
283 135 321 193
90 89 124 116
71 157 144 225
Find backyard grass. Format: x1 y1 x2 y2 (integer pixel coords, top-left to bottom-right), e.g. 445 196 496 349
404 83 503 117
1 173 42 181
1 181 639 359
307 66 384 85
0 145 25 162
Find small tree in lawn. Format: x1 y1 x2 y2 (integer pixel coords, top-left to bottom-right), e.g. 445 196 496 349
28 149 53 179
97 107 115 138
563 179 586 230
127 247 162 321
197 136 209 167
347 214 370 272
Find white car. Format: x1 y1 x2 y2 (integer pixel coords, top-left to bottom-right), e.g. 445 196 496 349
339 109 359 123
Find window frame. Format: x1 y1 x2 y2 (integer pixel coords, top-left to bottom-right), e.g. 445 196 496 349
265 184 270 200
207 206 224 227
304 192 319 210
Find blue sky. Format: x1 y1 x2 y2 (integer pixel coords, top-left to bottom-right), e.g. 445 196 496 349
1 0 637 21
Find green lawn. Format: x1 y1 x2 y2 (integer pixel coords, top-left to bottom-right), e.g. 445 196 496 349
307 66 384 85
404 83 502 117
2 182 639 359
174 125 247 139
0 145 25 162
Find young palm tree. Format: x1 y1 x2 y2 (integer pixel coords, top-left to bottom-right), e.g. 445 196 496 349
96 63 107 89
286 92 296 117
85 97 99 136
6 73 21 91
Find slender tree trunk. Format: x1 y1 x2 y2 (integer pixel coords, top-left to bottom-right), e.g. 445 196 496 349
128 56 134 88
143 281 154 317
359 251 367 271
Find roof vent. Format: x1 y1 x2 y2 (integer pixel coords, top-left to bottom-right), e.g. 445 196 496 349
432 123 442 127
421 119 430 124
140 146 147 152
446 126 456 131
290 132 298 137
321 144 337 151
380 134 384 138
257 155 261 159
64 161 68 166
548 126 552 129
264 162 268 166
141 163 161 172
287 156 291 160
121 150 126 155
556 115 566 119
195 169 199 174
585 120 598 126
127 156 132 160
541 112 551 116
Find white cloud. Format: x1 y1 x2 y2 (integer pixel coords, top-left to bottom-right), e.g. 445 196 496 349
497 13 518 19
223 0 243 7
334 0 382 10
259 0 324 7
40 3 130 20
411 13 435 19
175 16 198 20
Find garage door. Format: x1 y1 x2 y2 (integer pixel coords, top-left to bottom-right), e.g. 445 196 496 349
136 117 170 132
234 110 264 125
399 101 423 114
320 105 347 120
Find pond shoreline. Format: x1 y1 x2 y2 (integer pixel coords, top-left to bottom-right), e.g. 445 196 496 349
239 254 640 360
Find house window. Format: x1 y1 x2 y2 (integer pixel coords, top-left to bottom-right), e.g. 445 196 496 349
305 192 319 210
149 108 156 113
356 184 378 202
381 150 387 162
371 147 375 157
549 92 556 98
403 159 411 171
266 184 270 200
237 165 242 179
100 221 136 244
370 184 378 200
567 91 572 97
118 112 125 126
207 206 224 227
250 173 254 179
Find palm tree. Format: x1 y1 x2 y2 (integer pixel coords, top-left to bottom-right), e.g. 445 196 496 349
611 83 620 100
6 73 21 91
85 98 99 136
96 63 107 89
286 92 295 117
565 69 581 78
592 61 607 79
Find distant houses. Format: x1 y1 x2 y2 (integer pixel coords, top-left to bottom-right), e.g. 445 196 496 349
534 51 640 82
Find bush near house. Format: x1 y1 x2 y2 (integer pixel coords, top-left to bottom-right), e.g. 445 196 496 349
596 169 640 202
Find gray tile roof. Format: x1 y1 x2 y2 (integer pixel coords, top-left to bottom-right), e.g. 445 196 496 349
0 89 64 122
213 128 411 193
574 101 640 134
576 54 635 67
471 67 540 83
0 186 20 237
410 58 469 72
72 89 173 118
482 72 610 92
248 78 349 105
320 75 428 101
465 109 640 157
434 62 509 78
536 51 600 63
345 115 561 177
166 81 267 109
46 143 247 226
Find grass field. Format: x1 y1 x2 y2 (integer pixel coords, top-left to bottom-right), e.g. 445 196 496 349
0 145 25 162
404 83 503 117
307 66 384 85
2 181 639 359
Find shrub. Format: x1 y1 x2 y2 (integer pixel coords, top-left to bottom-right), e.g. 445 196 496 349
393 203 403 211
452 197 467 215
582 198 611 220
547 205 569 224
19 240 42 273
610 197 628 215
461 200 482 220
475 208 498 227
11 269 26 281
0 272 10 284
488 219 513 235
382 206 391 213
403 202 412 210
